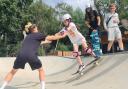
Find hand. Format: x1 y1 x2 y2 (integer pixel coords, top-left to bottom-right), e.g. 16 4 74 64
60 31 65 36
113 20 119 23
41 40 52 44
46 40 52 43
89 27 94 30
113 20 116 23
93 29 97 32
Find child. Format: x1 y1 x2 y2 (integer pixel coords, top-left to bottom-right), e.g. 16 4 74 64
54 14 99 72
0 23 63 89
104 3 124 53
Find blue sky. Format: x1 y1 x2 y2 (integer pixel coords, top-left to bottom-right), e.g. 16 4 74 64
42 0 94 11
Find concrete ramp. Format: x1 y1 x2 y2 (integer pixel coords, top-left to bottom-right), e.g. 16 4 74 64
0 53 128 89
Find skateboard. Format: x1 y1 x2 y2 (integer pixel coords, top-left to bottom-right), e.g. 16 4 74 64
72 57 103 75
90 31 101 56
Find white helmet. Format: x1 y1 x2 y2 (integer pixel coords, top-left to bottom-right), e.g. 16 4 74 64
62 14 72 22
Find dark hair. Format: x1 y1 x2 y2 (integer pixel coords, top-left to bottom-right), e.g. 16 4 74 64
28 24 37 33
85 7 95 21
66 18 72 22
85 7 93 14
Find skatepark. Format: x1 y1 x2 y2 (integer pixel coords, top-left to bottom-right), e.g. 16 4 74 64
0 52 128 89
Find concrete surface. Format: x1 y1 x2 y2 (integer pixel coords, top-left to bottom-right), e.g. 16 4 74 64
0 53 128 89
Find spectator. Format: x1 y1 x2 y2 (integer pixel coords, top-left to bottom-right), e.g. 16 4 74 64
104 3 124 53
85 4 102 57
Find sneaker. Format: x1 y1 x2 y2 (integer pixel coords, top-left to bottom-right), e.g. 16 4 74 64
94 61 99 66
78 64 85 72
119 50 124 52
106 50 111 54
95 56 101 60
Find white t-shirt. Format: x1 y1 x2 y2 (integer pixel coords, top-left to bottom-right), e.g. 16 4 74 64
60 22 85 44
104 12 119 29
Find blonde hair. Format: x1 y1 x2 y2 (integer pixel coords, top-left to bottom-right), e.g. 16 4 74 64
28 24 37 32
24 22 32 32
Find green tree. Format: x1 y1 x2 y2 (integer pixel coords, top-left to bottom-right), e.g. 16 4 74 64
72 8 87 37
29 1 60 35
0 0 34 56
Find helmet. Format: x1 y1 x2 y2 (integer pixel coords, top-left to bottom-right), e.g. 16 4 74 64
62 14 72 22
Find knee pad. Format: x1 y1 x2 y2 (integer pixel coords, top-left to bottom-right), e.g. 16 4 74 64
84 48 96 57
84 48 93 54
72 52 79 57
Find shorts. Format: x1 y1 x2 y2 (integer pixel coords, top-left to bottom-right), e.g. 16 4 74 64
71 37 86 45
13 54 42 70
107 27 122 41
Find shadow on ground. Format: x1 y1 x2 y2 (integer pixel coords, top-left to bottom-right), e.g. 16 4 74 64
5 86 18 89
73 55 127 86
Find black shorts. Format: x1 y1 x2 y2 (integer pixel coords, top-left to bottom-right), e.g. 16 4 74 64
13 54 42 70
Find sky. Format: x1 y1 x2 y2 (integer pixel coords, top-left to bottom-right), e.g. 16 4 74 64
42 0 95 11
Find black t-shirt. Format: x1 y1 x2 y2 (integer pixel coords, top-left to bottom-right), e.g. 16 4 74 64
19 32 46 56
85 10 100 35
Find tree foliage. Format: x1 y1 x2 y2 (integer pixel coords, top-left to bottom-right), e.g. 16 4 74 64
28 1 60 35
0 0 34 56
0 1 89 56
2 0 128 56
95 0 128 18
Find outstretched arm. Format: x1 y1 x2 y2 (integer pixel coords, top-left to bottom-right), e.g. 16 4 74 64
46 32 67 41
41 39 52 44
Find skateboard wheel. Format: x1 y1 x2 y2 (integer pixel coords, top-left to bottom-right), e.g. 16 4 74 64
94 62 99 66
80 72 84 75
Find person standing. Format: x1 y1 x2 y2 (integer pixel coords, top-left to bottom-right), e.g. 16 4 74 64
104 3 124 53
0 23 64 89
85 5 102 58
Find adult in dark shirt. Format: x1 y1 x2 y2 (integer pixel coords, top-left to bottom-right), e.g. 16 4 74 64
0 24 63 89
85 6 101 35
85 5 102 58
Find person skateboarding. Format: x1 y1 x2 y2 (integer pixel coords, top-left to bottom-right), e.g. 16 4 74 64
54 14 99 74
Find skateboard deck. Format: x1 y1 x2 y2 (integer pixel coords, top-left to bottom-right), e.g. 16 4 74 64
72 57 103 75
